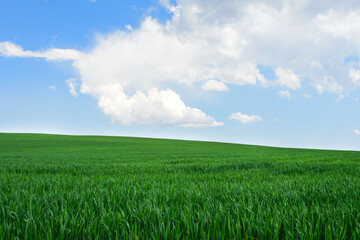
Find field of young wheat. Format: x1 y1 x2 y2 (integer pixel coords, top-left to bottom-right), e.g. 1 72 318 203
0 133 360 239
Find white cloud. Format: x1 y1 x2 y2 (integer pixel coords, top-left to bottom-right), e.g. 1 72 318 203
2 1 359 96
169 0 360 95
279 90 291 99
73 17 264 91
3 0 360 125
69 17 267 126
314 76 344 100
49 86 56 90
95 85 223 126
0 41 82 61
125 24 133 31
317 10 360 42
349 68 360 85
0 19 225 127
354 129 360 135
275 68 301 90
66 78 78 97
202 79 229 91
261 67 301 89
315 84 324 94
230 112 262 123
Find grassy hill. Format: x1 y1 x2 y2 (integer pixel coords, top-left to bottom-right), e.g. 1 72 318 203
1 133 360 239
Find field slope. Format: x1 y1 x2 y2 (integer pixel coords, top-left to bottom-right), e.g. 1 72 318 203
1 133 360 239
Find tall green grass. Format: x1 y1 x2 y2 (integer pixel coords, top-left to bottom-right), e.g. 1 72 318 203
0 133 360 239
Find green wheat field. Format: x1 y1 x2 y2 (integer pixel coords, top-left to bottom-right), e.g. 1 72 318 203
1 133 360 239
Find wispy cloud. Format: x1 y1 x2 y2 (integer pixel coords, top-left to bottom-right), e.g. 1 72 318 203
0 41 82 61
66 79 78 97
202 80 229 91
275 68 301 90
279 90 291 99
230 112 262 124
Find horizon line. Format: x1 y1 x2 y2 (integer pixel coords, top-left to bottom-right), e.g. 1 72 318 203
1 131 359 152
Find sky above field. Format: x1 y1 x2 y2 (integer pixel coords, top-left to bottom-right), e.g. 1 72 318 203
1 0 360 150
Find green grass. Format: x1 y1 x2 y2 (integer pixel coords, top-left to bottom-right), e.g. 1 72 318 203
1 133 360 239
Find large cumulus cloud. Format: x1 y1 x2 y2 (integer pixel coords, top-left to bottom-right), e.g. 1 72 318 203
2 0 360 126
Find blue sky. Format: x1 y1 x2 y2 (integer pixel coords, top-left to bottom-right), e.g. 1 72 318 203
1 0 360 150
